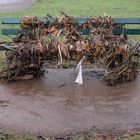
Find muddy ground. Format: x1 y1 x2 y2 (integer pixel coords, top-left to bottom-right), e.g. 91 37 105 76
0 0 37 12
0 69 139 137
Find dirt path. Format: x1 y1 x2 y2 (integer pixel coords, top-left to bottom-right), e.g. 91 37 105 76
0 69 140 136
0 0 37 12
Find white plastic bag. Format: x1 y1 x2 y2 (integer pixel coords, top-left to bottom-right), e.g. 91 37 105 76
75 61 83 85
75 56 85 85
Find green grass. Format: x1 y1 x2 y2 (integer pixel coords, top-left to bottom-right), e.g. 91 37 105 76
0 0 140 17
0 133 37 140
127 135 140 140
0 52 5 70
1 132 140 140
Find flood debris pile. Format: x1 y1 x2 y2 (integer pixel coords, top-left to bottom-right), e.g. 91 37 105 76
0 42 45 81
0 13 139 85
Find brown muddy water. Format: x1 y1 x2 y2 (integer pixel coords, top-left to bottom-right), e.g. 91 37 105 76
0 69 140 136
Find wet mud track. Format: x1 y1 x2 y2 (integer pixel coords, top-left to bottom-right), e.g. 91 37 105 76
0 69 140 136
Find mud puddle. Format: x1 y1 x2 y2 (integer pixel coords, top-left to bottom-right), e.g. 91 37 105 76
0 69 140 136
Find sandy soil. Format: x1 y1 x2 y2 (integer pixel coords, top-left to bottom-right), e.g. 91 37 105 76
0 69 140 136
0 0 37 12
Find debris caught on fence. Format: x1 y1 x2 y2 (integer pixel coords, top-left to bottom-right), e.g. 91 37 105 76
0 13 139 85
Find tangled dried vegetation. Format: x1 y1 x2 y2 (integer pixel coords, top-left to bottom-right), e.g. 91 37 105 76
0 13 139 85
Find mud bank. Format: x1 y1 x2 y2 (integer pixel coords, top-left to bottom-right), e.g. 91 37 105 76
0 0 37 12
0 69 140 136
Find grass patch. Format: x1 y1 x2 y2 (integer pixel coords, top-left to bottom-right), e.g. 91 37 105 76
0 52 6 70
1 132 140 140
0 0 140 18
0 132 36 140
